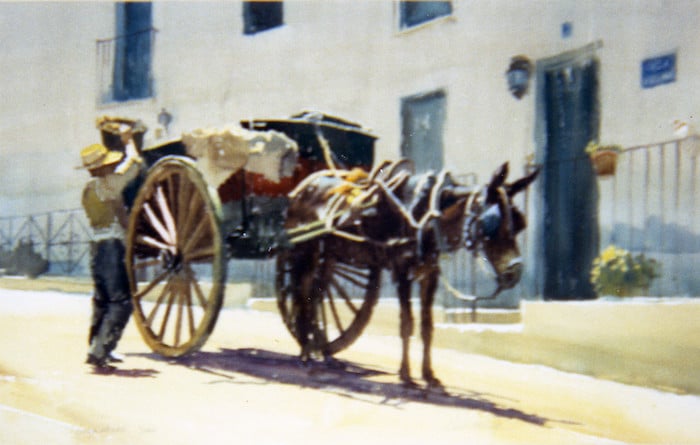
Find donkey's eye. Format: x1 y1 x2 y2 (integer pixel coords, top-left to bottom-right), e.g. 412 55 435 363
480 205 501 238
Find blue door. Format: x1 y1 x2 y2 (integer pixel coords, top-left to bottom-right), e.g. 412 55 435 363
541 59 600 300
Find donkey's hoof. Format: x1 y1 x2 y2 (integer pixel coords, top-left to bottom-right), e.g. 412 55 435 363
400 372 419 389
426 378 446 394
424 375 444 390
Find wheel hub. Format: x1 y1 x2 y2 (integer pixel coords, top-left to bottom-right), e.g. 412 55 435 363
159 249 183 272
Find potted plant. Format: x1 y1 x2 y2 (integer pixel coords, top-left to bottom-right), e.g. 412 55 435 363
590 245 661 297
585 141 622 176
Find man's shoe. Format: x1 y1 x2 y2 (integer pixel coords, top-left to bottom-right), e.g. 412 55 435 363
108 352 124 363
86 354 114 369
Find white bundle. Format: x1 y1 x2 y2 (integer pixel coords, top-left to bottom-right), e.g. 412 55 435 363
182 125 298 188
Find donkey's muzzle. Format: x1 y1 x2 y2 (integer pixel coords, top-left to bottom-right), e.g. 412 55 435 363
498 258 523 289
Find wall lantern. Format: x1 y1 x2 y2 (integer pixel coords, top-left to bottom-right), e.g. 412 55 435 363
506 55 533 100
158 107 173 132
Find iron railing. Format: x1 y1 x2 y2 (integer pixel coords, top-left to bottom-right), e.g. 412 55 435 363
599 136 699 296
96 28 157 104
0 209 93 275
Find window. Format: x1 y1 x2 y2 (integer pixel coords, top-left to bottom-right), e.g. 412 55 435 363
243 1 284 35
400 90 446 173
113 2 154 101
98 2 155 103
399 1 452 29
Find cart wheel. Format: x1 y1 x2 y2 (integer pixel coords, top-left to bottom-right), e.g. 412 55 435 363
276 243 380 357
126 157 226 357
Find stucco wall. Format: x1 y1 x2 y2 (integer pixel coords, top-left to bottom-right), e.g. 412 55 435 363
1 2 699 301
2 1 698 217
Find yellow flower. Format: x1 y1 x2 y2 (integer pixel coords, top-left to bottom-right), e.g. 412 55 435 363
600 246 618 263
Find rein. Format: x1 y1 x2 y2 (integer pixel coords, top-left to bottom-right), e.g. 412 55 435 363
440 275 504 322
443 184 517 317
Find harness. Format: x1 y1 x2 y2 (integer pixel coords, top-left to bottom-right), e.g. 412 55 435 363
463 186 514 255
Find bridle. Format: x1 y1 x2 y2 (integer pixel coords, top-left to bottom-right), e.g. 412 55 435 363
463 185 515 252
461 184 518 297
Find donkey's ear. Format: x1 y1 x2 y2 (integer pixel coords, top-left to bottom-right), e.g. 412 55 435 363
493 162 509 185
487 162 509 199
507 167 540 197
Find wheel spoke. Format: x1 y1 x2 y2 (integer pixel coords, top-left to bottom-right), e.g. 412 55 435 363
136 234 173 252
180 187 203 242
157 286 178 341
134 258 163 270
329 276 359 314
143 201 174 245
185 280 196 337
134 268 171 300
182 217 212 255
319 296 328 334
176 174 192 240
190 270 209 310
174 286 184 347
155 185 178 247
324 286 344 333
166 174 177 218
184 246 215 263
335 262 371 279
146 280 172 325
333 267 369 288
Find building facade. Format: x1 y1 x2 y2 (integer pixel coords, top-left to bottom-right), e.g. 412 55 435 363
1 1 698 299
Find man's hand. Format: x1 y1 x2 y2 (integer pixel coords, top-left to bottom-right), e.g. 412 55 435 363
119 124 134 146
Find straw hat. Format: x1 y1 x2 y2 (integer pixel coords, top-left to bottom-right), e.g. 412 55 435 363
78 143 124 171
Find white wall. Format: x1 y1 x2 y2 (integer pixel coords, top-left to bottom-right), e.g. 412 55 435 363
1 0 697 219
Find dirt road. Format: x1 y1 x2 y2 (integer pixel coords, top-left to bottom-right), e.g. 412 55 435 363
0 287 698 445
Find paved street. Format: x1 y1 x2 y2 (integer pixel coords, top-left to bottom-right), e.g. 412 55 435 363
0 286 698 445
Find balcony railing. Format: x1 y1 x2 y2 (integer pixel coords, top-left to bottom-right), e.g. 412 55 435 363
96 28 157 104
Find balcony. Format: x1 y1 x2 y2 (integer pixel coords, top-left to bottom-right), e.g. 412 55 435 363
96 27 157 104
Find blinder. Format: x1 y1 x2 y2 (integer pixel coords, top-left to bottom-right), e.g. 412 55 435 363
463 191 516 251
479 204 502 240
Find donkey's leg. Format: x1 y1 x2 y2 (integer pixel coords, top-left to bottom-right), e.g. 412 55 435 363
397 275 415 385
420 269 442 388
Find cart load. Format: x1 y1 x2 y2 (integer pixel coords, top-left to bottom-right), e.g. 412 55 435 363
181 125 298 188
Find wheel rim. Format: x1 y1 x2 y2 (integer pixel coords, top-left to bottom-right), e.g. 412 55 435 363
127 158 225 357
276 244 380 356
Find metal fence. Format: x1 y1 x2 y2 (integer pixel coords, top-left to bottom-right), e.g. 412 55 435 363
598 136 700 296
3 137 696 303
0 209 93 275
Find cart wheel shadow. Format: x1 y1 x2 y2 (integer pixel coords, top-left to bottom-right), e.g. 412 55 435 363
139 347 557 427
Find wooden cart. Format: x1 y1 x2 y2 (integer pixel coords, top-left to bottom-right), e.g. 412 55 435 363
118 112 377 357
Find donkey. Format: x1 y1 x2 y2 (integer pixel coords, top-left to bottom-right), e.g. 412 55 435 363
283 160 539 388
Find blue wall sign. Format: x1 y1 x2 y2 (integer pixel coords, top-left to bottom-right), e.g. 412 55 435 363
641 53 676 89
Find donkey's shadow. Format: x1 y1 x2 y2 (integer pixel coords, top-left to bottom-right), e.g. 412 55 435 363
140 348 551 426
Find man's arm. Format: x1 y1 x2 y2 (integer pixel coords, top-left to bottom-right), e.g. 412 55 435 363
114 125 143 177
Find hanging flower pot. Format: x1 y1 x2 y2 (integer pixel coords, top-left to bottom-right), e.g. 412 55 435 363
585 141 623 177
590 150 619 176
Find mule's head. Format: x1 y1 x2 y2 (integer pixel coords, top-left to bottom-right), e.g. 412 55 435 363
463 162 539 290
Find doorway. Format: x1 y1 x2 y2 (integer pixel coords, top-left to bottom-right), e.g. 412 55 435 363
400 90 446 173
535 46 601 300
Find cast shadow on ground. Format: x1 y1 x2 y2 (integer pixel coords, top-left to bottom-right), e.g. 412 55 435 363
140 347 553 427
89 366 159 378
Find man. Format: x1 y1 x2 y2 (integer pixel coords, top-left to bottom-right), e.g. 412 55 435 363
80 125 143 369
